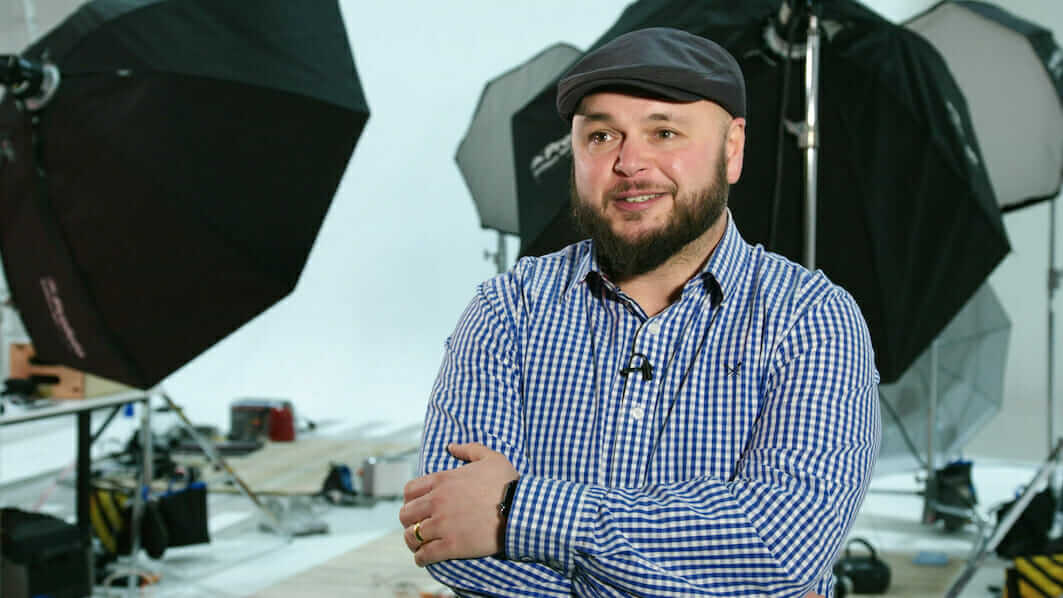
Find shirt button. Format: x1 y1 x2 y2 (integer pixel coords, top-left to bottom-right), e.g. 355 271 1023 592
646 320 662 336
520 556 534 563
631 406 645 420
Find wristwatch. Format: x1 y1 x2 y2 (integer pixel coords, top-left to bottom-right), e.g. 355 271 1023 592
498 478 519 518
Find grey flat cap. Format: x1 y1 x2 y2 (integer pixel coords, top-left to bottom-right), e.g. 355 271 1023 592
556 27 746 120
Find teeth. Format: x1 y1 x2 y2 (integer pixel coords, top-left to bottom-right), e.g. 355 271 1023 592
623 194 659 203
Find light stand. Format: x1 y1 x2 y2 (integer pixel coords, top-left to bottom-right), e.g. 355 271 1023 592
124 393 152 591
1047 199 1063 542
769 0 968 534
766 1 1062 591
922 341 939 526
1051 199 1058 459
800 2 820 271
763 0 820 270
483 231 509 274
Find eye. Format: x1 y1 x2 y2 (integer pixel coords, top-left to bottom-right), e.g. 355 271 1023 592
656 129 678 140
588 131 612 144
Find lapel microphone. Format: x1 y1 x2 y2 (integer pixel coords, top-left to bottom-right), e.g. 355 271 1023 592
620 352 654 381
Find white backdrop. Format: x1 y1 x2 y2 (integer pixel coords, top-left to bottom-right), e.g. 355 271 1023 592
1 0 1061 463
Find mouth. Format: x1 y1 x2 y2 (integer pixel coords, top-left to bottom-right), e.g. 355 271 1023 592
609 190 670 211
618 193 665 204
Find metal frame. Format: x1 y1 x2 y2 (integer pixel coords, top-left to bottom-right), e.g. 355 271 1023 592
0 391 151 592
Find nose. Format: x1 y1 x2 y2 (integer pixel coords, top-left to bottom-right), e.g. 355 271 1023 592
613 137 651 177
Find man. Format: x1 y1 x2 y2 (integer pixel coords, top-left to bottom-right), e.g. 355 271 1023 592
400 27 880 597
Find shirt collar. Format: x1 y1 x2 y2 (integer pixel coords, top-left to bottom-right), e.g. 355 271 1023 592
564 240 599 297
563 209 746 304
699 209 744 305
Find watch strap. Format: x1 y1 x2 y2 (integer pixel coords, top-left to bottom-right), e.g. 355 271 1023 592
497 478 519 518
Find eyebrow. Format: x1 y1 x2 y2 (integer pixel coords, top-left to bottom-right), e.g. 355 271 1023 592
576 112 682 124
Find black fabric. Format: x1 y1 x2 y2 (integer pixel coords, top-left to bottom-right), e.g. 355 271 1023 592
510 0 1009 383
556 27 746 119
0 0 368 389
996 488 1056 559
135 500 170 560
0 507 91 598
157 482 210 547
0 507 81 564
934 460 978 531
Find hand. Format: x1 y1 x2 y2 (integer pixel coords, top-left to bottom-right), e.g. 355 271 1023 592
398 442 519 567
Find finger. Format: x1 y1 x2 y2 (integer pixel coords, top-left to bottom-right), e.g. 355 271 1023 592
403 524 419 552
402 473 436 503
398 499 415 527
398 493 433 527
403 519 432 552
414 535 452 567
447 441 491 462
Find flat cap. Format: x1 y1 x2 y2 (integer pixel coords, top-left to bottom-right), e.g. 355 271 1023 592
556 27 746 120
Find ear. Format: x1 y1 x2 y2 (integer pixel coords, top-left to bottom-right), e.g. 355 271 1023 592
725 117 746 184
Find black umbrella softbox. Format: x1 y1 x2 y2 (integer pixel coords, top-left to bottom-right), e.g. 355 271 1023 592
510 0 1009 383
0 0 369 388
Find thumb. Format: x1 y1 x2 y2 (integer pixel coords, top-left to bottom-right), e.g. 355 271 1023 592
447 442 491 462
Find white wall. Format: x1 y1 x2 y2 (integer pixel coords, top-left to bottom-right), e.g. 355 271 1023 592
2 0 1061 464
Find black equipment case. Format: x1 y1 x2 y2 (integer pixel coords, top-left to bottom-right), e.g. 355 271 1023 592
1 507 91 598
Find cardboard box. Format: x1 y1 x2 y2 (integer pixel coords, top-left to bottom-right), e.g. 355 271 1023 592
8 343 131 399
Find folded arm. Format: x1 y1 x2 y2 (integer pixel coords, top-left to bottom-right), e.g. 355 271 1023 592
501 290 879 596
404 284 878 597
401 288 573 596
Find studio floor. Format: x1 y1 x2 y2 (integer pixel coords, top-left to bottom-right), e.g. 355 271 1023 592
0 407 1049 598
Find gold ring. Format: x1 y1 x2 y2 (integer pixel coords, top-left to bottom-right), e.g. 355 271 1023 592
414 520 425 544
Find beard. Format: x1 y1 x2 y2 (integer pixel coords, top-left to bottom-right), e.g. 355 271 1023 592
570 148 729 280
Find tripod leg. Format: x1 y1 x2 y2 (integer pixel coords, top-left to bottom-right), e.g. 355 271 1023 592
922 340 939 525
158 392 289 538
1051 447 1063 543
945 438 1063 598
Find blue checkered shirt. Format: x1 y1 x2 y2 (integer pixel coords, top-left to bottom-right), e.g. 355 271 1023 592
420 214 881 597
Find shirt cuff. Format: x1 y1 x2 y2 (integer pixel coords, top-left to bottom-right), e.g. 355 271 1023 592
503 475 605 575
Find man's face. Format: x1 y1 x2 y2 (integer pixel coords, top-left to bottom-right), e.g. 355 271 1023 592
569 92 745 279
